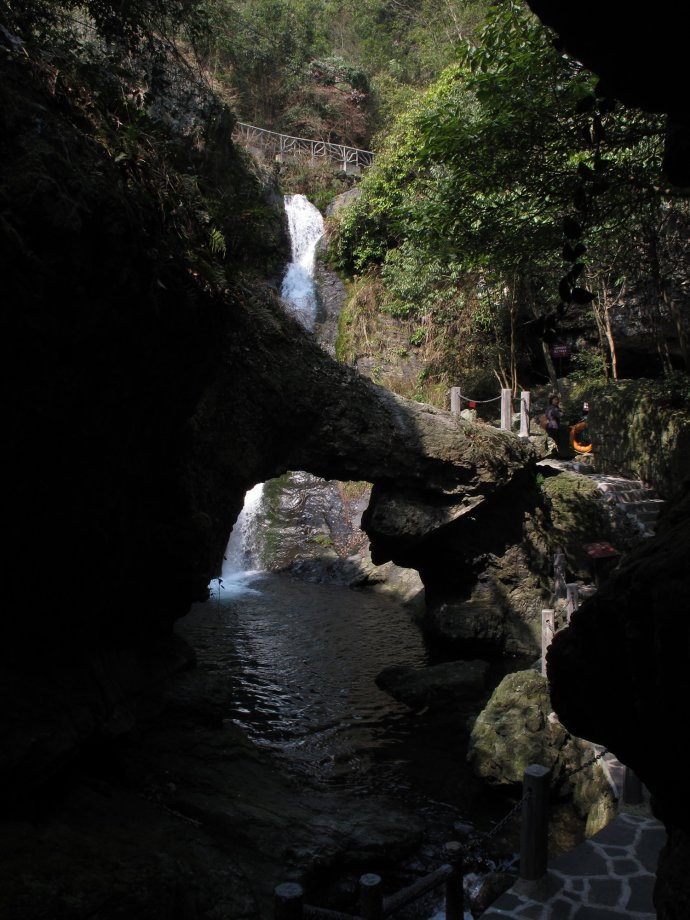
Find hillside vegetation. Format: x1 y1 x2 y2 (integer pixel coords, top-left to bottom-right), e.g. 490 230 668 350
326 1 689 404
4 0 688 411
200 0 489 145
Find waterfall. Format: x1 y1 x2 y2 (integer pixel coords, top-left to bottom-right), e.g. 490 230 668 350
280 194 324 331
216 194 323 592
218 483 265 593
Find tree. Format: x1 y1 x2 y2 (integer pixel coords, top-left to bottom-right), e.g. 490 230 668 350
329 0 686 389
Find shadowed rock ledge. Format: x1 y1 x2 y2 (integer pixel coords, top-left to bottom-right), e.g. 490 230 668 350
546 485 690 917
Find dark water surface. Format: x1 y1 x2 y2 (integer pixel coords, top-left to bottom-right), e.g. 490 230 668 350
178 572 513 830
176 572 589 918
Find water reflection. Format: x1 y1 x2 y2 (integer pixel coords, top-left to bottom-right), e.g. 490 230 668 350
185 573 432 793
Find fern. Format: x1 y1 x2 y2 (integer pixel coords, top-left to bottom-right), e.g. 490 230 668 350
209 226 226 257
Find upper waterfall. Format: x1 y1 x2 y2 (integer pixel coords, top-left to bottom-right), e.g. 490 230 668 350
280 194 324 331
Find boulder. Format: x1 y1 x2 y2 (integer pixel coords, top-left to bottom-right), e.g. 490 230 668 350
375 659 490 710
467 671 616 833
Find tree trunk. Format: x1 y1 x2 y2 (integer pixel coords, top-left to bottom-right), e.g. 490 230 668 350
603 298 619 381
542 340 558 390
509 288 518 394
665 290 689 370
591 293 611 381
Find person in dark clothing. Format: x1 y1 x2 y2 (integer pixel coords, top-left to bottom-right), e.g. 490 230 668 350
545 394 564 447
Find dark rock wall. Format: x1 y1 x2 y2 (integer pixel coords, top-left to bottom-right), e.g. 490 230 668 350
4 9 689 914
547 486 690 913
525 1 689 186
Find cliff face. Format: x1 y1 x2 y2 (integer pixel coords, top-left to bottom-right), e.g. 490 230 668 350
579 378 690 500
2 31 537 799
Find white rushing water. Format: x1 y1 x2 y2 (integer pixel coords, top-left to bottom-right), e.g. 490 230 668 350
215 194 324 592
280 193 325 331
218 482 265 595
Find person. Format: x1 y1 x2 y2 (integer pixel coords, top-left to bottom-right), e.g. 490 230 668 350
545 394 564 447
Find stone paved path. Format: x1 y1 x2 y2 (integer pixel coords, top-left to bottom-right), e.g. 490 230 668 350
477 812 666 919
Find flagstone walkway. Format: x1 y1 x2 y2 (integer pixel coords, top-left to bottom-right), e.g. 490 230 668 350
477 811 666 919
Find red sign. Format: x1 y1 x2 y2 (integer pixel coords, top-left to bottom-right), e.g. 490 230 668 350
551 344 570 358
583 542 619 559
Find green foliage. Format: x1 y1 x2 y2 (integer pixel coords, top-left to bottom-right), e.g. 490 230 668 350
205 0 327 131
189 0 491 147
568 349 608 385
328 0 679 393
308 56 370 95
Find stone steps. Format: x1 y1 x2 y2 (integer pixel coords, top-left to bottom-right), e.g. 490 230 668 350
596 477 665 538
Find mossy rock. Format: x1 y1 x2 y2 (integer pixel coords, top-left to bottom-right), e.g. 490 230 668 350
541 472 614 575
468 670 617 836
467 671 564 784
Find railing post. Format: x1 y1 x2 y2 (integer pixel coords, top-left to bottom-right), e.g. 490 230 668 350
553 552 567 598
565 583 579 622
623 766 643 805
520 764 551 880
274 882 304 920
500 388 512 430
541 609 555 676
450 387 462 416
359 873 383 920
519 390 531 437
443 842 464 920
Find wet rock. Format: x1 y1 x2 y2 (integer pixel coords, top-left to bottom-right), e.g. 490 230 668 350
313 253 346 357
466 869 516 915
253 472 424 602
376 659 490 710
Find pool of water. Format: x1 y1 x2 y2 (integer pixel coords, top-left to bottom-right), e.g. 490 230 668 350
178 573 516 828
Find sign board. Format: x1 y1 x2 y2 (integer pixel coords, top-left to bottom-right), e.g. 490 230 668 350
583 542 619 559
551 344 570 358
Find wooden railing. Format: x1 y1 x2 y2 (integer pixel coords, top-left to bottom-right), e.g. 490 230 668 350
274 841 464 920
274 755 646 919
232 122 375 172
